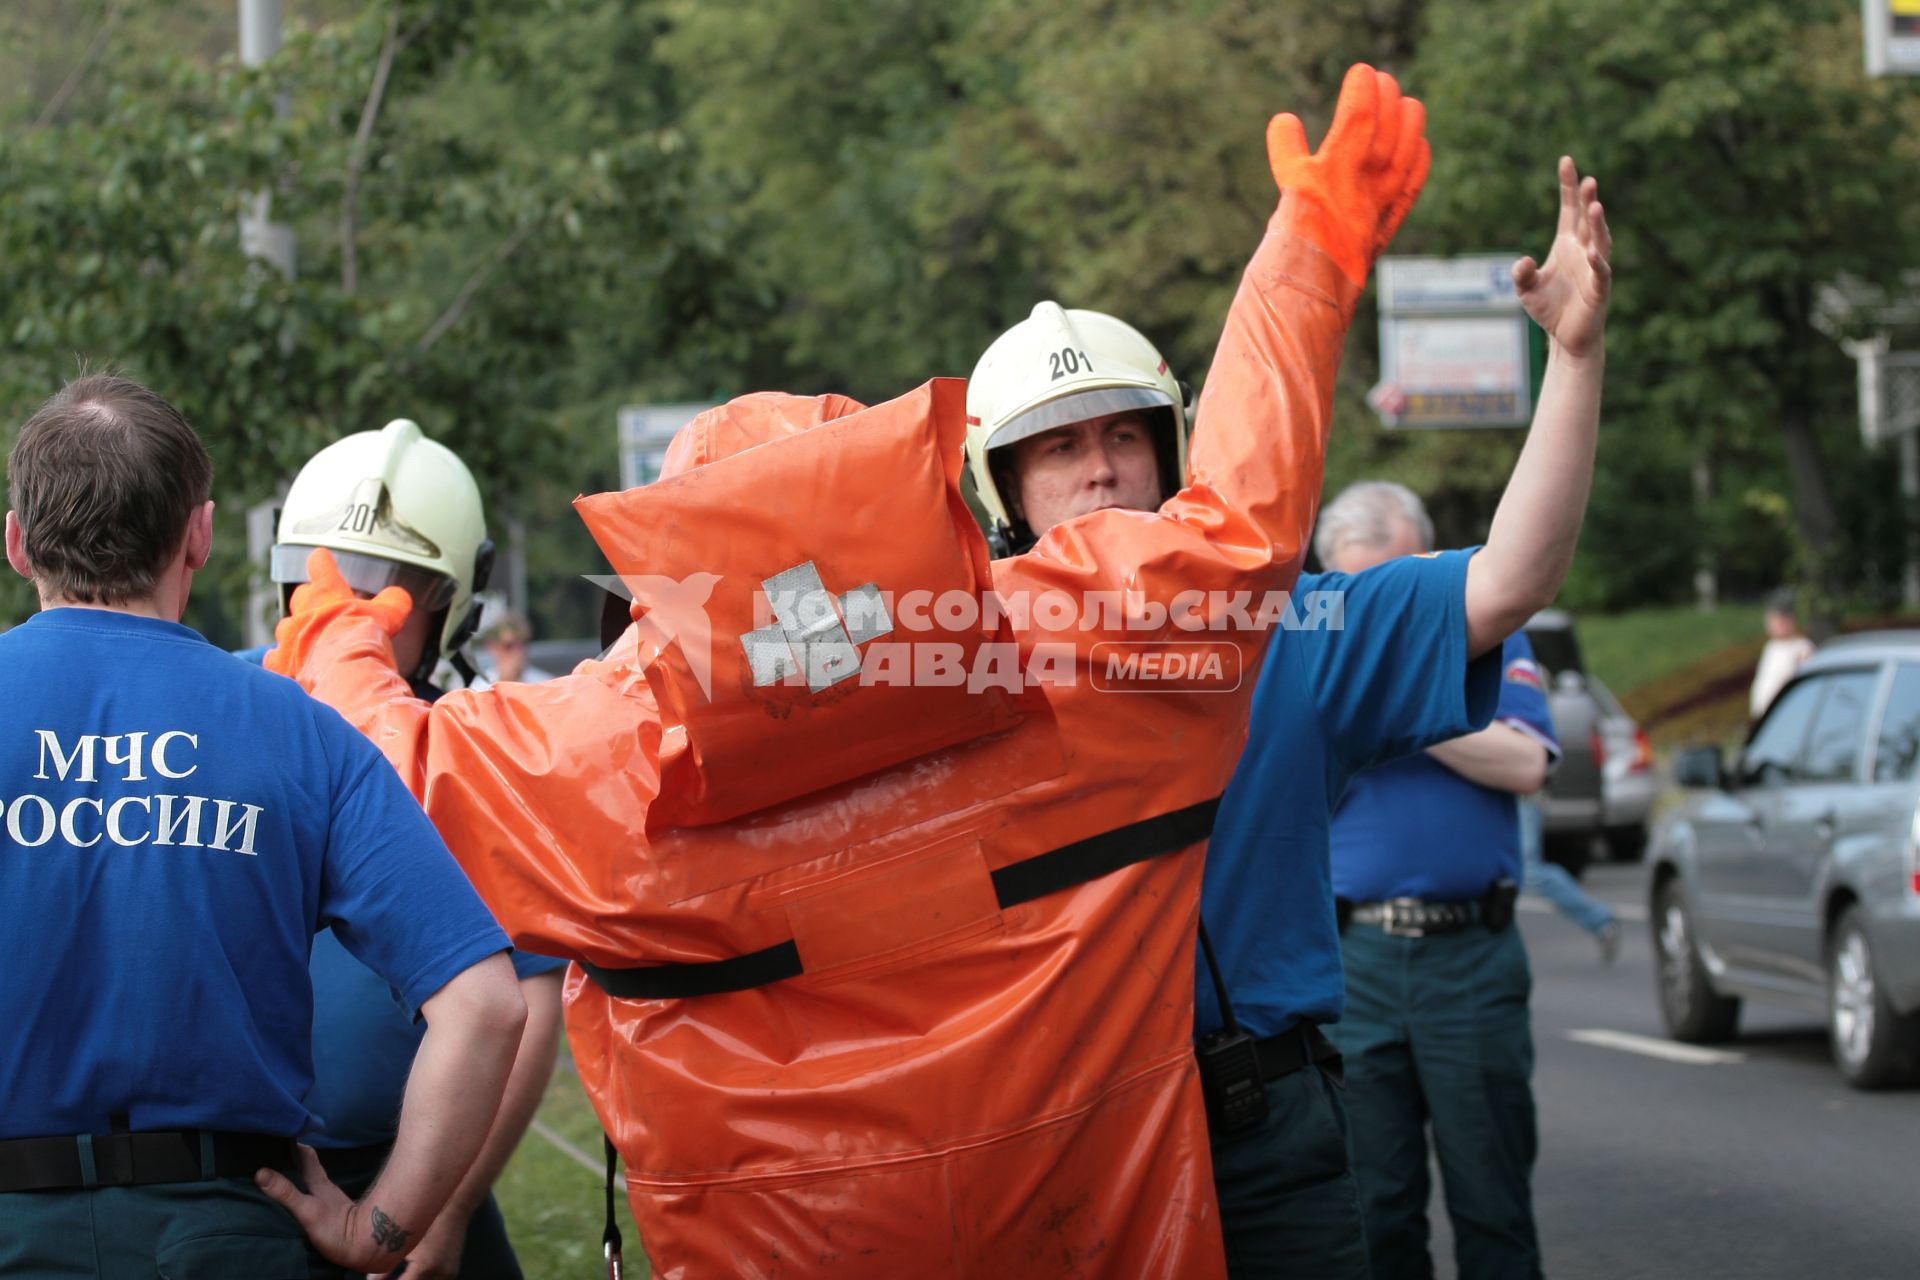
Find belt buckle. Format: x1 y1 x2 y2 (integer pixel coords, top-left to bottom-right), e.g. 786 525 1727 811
1382 898 1426 938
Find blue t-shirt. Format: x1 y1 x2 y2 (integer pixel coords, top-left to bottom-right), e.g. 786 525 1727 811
233 643 565 1148
1195 550 1500 1041
305 934 563 1149
1329 629 1559 903
0 608 510 1140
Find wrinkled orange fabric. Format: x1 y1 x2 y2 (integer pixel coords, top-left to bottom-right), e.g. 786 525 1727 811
271 74 1414 1279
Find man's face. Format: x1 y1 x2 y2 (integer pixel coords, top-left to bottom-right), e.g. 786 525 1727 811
1005 411 1164 536
358 590 432 675
1327 517 1426 574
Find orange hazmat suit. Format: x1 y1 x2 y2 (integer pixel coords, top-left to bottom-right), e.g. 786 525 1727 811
271 65 1427 1279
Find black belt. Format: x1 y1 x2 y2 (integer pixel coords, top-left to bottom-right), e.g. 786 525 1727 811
581 796 1222 1000
1254 1023 1343 1083
1346 898 1483 936
1341 879 1518 938
0 1130 298 1194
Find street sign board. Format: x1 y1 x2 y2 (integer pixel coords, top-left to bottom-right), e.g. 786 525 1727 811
1864 0 1920 76
1378 254 1518 313
1371 254 1534 428
618 402 718 490
1375 315 1531 428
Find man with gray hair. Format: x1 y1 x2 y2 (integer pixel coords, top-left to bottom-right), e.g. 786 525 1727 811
1312 480 1434 568
1197 155 1608 1278
1315 485 1562 1279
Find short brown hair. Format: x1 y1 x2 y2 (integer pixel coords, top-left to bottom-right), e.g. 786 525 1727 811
8 374 214 604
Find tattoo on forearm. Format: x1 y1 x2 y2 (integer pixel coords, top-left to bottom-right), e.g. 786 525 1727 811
369 1206 413 1253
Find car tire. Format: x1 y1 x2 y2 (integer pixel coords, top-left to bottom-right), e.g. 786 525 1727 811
1653 878 1740 1044
1604 824 1648 864
1827 906 1920 1090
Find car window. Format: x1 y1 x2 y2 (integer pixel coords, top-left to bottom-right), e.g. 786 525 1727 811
1587 675 1626 719
1873 663 1920 782
1799 669 1881 783
1741 676 1825 786
1525 626 1584 678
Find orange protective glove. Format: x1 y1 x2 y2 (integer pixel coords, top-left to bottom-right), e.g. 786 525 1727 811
1266 63 1431 288
264 549 412 678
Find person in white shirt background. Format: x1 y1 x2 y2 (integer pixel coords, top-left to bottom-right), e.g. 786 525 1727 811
1750 588 1816 719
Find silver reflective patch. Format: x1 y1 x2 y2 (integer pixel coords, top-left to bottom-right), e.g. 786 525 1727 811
758 562 859 692
838 583 892 645
742 625 800 686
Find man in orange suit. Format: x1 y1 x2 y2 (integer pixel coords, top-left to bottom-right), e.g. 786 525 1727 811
270 65 1428 1278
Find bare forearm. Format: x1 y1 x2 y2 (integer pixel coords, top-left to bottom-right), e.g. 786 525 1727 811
1465 340 1605 657
432 972 563 1225
362 955 526 1257
1425 723 1549 794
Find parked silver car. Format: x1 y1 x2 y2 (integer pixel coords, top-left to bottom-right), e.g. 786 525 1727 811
1652 631 1920 1088
1526 610 1656 872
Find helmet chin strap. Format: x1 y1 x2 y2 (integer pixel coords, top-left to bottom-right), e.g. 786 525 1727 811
990 520 1035 559
409 605 456 688
445 648 480 688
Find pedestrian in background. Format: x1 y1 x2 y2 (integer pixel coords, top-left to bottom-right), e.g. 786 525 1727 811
1519 793 1619 963
478 611 554 687
1750 587 1814 718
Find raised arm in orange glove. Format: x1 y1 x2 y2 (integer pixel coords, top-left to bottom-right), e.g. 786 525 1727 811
1267 63 1431 288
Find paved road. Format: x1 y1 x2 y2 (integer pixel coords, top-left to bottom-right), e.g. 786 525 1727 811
1415 863 1920 1278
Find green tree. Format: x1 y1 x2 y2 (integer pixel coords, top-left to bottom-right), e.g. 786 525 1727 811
1411 0 1920 611
0 0 755 641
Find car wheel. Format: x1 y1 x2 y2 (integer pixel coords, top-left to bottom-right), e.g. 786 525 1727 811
1653 878 1740 1044
1604 824 1648 864
1827 907 1920 1090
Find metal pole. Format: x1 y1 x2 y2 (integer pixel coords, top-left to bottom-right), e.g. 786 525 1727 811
240 0 291 646
238 0 281 65
237 0 294 278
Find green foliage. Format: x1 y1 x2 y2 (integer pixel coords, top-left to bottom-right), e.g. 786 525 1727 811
1577 602 1764 699
657 0 1033 400
4 0 1919 629
1411 0 1920 606
0 0 762 636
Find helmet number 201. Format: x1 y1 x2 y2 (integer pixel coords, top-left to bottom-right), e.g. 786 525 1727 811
337 502 377 534
1049 348 1094 380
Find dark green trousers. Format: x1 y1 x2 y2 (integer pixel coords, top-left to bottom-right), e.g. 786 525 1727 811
1331 923 1541 1280
0 1178 346 1278
1209 1059 1371 1279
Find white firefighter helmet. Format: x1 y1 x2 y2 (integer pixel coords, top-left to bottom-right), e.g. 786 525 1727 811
270 419 493 671
965 302 1191 555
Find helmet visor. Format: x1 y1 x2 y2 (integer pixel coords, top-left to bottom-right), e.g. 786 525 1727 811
270 544 458 612
985 386 1175 452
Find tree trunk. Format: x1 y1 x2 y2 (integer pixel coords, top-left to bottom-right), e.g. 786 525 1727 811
1692 447 1717 612
1778 398 1842 637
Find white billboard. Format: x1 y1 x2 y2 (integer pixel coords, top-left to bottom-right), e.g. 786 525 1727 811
1370 255 1533 429
1864 0 1920 76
